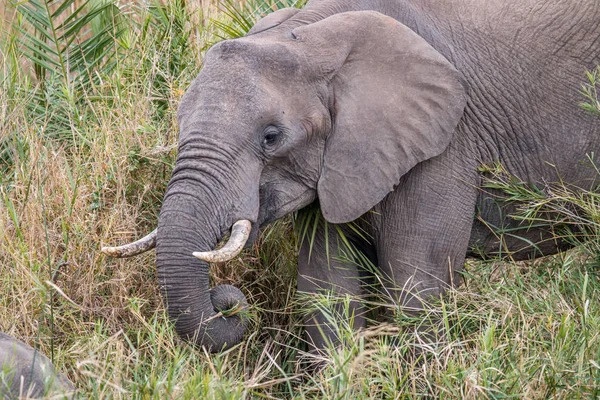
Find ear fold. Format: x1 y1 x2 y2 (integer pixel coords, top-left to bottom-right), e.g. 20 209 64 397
247 7 300 36
291 11 467 224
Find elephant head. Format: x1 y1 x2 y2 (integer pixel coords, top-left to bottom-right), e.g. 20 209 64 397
102 10 466 351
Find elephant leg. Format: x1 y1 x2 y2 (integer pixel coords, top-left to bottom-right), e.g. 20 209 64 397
374 158 479 317
296 220 372 354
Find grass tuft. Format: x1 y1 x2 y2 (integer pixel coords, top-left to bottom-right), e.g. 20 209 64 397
581 66 600 116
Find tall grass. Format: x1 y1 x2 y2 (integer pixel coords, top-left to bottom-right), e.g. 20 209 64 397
0 1 599 398
581 66 600 116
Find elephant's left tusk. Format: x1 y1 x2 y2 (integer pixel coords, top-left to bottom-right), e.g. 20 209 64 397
101 229 157 258
192 220 252 263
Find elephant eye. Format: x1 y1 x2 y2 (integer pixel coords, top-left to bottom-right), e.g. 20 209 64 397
262 129 282 148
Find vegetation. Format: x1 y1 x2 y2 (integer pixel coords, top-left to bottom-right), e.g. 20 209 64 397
0 0 599 398
581 66 600 116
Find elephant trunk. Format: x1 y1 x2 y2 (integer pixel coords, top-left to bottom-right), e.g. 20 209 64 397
156 187 249 351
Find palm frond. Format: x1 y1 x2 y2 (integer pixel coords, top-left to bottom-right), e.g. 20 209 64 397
13 0 123 87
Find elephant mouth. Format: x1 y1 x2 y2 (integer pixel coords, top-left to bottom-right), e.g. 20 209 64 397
101 219 252 263
257 190 316 228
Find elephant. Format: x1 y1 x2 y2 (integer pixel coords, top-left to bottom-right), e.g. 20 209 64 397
0 333 75 399
102 0 600 354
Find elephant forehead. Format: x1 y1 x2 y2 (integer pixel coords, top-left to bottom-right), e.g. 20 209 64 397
177 73 275 128
205 38 302 78
214 37 300 68
176 38 314 139
178 53 307 129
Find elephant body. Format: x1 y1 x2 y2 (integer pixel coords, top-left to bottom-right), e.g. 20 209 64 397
150 0 600 352
0 333 74 399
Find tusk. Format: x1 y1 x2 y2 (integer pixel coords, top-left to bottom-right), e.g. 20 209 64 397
193 220 252 263
101 229 157 258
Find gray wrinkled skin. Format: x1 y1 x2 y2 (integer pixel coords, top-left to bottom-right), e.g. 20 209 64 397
155 0 600 353
0 333 74 399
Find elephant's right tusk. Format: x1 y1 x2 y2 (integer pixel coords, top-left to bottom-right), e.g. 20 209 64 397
101 229 157 258
192 220 252 263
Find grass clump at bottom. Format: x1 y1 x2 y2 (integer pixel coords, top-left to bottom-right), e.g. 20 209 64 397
1 0 599 398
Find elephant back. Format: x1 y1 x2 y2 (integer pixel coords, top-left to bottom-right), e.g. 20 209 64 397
0 332 74 399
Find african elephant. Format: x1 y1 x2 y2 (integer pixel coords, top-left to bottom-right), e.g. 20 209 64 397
102 0 600 353
0 333 74 399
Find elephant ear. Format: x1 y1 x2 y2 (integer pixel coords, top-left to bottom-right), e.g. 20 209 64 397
291 11 467 223
247 7 300 35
